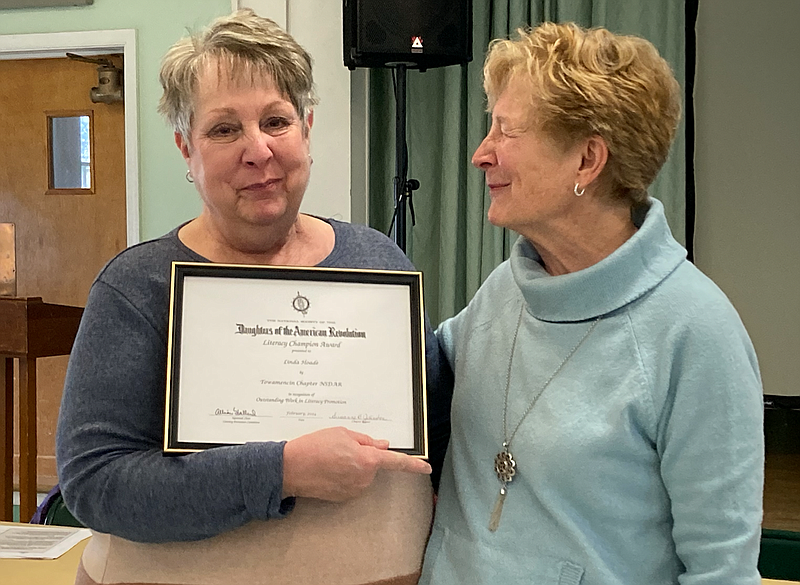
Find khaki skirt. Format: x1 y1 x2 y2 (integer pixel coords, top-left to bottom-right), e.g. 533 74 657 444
74 470 433 585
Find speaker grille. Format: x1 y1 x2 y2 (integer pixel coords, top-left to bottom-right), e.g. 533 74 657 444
365 24 387 46
437 23 460 49
345 0 472 69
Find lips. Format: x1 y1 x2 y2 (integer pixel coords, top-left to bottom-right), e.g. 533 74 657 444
487 181 510 191
242 178 281 191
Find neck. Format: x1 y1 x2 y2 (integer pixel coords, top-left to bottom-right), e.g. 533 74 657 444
179 213 334 266
520 198 638 276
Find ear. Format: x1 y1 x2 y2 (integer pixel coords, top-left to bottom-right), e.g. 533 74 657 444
175 132 191 163
576 135 609 189
302 110 314 140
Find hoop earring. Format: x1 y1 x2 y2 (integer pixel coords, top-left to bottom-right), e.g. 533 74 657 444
186 170 194 184
574 182 585 197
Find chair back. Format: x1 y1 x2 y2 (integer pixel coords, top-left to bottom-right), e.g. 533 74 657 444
760 528 800 581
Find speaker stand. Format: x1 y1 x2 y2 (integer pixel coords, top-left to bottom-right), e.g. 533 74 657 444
389 64 419 253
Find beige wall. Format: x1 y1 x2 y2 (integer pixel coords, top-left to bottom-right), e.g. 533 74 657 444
694 0 800 396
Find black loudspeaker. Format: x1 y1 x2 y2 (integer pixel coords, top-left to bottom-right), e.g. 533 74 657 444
343 0 472 71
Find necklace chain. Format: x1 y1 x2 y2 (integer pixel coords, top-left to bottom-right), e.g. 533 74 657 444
489 303 600 532
501 305 601 447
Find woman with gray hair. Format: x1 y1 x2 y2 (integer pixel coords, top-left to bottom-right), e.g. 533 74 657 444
421 23 763 585
57 9 444 585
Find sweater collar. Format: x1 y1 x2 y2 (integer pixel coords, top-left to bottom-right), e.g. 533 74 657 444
510 198 687 322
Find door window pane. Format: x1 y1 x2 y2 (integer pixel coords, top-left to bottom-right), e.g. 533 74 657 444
49 114 92 191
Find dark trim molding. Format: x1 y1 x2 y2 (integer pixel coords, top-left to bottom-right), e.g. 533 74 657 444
685 0 699 261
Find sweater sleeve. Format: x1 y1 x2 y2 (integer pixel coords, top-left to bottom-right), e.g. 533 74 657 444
647 301 763 585
425 329 453 490
56 280 294 543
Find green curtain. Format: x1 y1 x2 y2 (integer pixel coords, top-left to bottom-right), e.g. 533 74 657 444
368 0 687 326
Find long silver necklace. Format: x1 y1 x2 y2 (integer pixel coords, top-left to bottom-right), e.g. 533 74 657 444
489 305 601 532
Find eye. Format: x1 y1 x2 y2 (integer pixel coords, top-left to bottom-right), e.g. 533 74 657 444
206 124 240 141
488 119 508 138
262 116 293 135
500 126 522 139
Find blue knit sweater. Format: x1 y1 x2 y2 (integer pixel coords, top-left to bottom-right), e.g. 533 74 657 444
421 199 763 585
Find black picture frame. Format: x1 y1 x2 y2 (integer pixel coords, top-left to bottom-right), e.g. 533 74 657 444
164 262 428 457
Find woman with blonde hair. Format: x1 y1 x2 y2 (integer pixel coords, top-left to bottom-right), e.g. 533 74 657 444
421 22 763 585
57 10 446 585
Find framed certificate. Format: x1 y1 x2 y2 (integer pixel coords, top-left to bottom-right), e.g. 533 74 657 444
164 262 427 457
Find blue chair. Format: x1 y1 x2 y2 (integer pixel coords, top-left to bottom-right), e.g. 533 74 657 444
29 484 83 527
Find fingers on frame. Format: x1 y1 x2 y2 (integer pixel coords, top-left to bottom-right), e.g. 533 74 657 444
376 450 432 474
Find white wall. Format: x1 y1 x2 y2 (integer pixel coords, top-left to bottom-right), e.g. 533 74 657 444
241 0 364 222
694 0 800 396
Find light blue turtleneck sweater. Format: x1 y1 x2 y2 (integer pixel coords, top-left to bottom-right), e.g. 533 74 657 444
421 199 763 585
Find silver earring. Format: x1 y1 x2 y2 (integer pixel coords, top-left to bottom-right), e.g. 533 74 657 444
186 170 194 183
574 182 585 197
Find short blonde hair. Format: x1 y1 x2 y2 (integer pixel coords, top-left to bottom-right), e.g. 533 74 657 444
158 9 319 139
484 22 681 204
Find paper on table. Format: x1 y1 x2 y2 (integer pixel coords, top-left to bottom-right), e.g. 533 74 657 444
0 524 92 559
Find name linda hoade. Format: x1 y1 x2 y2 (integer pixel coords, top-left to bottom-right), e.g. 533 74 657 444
235 324 367 339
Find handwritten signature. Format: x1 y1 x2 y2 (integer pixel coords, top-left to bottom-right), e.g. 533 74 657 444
213 408 256 417
329 413 392 423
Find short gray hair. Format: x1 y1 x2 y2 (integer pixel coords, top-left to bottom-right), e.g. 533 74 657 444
158 9 319 139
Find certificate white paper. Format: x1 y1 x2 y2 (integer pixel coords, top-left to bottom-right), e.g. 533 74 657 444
165 263 427 456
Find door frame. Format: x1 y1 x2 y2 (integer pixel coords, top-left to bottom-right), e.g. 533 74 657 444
0 29 140 246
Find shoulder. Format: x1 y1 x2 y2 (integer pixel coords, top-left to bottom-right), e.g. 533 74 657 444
92 228 199 312
626 258 760 398
323 219 415 271
438 259 515 342
463 259 516 318
637 259 749 341
98 231 177 283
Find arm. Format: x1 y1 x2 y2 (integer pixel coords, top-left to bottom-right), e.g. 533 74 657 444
426 309 469 490
425 329 454 490
652 310 763 585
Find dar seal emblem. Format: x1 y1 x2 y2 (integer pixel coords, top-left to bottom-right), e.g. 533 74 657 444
292 292 310 316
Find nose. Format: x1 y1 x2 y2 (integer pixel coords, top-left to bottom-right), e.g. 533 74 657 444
471 135 495 169
242 127 274 167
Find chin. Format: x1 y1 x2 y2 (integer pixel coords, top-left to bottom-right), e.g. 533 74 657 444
248 213 296 228
486 205 509 229
241 200 295 224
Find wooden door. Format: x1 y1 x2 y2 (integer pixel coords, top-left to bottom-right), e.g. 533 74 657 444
0 56 127 490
